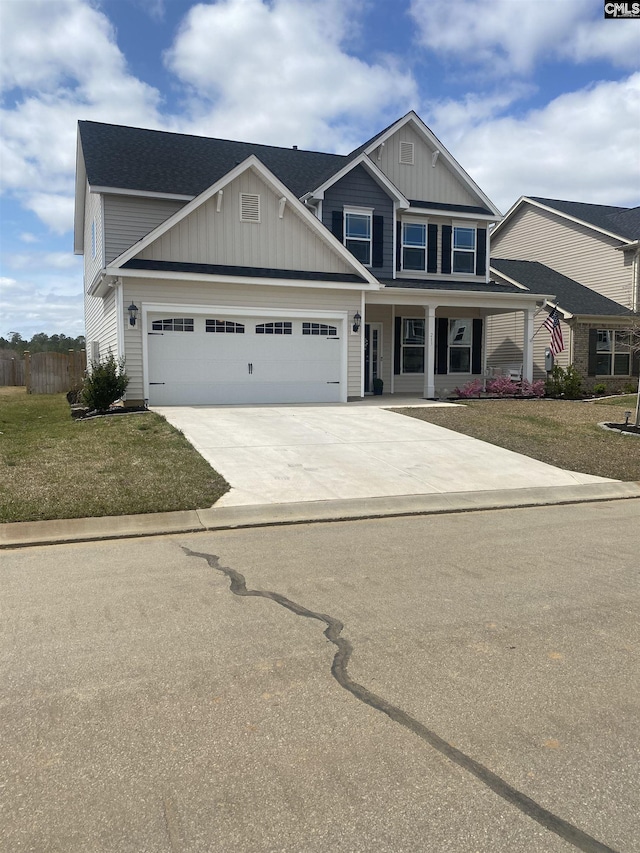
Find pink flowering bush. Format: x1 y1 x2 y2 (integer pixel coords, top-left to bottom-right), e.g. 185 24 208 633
486 375 520 397
520 379 545 397
454 378 484 398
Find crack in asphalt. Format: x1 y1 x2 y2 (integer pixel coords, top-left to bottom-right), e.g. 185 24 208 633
183 546 619 853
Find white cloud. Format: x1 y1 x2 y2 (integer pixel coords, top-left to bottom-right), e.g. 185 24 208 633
410 0 640 74
163 0 417 150
0 0 163 235
428 73 640 212
0 274 84 338
19 233 40 244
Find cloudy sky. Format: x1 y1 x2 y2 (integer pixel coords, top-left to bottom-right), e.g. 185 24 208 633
1 0 639 339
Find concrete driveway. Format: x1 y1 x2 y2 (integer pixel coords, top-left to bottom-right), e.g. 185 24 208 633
153 399 613 506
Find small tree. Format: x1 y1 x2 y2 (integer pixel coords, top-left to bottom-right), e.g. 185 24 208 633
623 320 640 427
82 353 129 413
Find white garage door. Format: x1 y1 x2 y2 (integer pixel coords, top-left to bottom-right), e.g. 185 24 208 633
146 313 345 405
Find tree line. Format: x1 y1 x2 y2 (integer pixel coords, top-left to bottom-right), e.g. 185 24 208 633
0 332 86 354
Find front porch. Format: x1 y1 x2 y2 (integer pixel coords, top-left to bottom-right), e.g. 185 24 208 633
362 287 544 398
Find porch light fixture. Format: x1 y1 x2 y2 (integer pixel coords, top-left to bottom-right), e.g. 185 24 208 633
128 302 139 327
353 311 361 333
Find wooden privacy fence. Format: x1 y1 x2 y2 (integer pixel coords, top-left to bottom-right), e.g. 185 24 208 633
24 350 86 394
0 354 25 386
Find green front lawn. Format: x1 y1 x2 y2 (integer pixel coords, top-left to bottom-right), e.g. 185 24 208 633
393 397 640 482
0 388 229 523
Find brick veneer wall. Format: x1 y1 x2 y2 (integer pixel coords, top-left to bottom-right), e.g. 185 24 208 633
572 320 639 394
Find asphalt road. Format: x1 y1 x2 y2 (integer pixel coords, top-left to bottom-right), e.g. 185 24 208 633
1 500 639 852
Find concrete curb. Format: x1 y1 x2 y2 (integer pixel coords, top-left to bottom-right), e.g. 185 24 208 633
2 482 640 549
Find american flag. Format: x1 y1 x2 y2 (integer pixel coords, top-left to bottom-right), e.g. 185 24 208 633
543 307 565 356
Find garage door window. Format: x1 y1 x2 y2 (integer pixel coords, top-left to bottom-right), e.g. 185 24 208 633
206 319 245 333
256 322 292 335
302 323 337 336
151 318 194 331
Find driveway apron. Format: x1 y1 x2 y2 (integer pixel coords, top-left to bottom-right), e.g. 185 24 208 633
153 403 614 506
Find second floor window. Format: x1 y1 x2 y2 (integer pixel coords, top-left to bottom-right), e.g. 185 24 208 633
453 226 476 274
402 222 426 271
344 210 372 266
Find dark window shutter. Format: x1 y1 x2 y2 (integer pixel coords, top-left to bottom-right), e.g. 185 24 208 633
475 228 486 276
372 215 384 268
394 316 402 374
441 225 452 274
632 349 640 377
331 210 343 242
427 224 438 273
472 319 483 374
588 329 598 376
396 221 402 271
436 318 448 374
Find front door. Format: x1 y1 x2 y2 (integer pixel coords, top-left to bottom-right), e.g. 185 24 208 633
364 323 382 393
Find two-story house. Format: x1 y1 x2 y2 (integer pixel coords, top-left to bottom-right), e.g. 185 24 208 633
487 196 640 392
74 112 550 406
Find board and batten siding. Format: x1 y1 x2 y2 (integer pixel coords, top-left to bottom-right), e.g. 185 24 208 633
375 123 482 207
103 195 187 263
121 279 361 401
321 165 395 279
492 205 633 308
137 170 354 275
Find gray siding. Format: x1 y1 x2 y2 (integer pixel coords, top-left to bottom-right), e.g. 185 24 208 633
83 184 103 290
485 310 569 380
492 204 633 308
322 165 394 278
104 195 187 263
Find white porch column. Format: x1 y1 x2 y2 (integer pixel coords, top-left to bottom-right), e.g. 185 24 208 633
523 307 534 382
424 305 436 398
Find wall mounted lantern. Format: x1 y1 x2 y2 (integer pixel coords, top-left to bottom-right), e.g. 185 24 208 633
352 311 361 333
128 302 139 327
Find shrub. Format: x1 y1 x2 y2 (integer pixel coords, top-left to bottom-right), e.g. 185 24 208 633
82 352 129 412
593 383 607 395
520 379 545 397
545 364 582 399
486 375 519 397
454 378 483 398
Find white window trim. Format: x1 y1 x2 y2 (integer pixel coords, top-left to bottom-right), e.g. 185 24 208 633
447 318 473 374
595 329 632 376
452 221 477 275
401 218 428 273
401 316 426 374
344 206 373 268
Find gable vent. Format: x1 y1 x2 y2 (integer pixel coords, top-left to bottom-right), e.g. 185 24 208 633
240 193 260 222
399 141 414 165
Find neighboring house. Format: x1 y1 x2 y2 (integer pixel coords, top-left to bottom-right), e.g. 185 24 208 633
74 112 551 406
488 197 640 392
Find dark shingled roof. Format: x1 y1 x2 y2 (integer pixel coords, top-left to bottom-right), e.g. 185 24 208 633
408 200 494 216
379 277 526 294
123 258 366 283
530 197 640 242
79 121 347 199
491 258 634 316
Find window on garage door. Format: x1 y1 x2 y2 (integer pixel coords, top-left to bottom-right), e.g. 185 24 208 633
255 322 292 335
302 323 338 336
206 319 245 333
151 318 194 331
